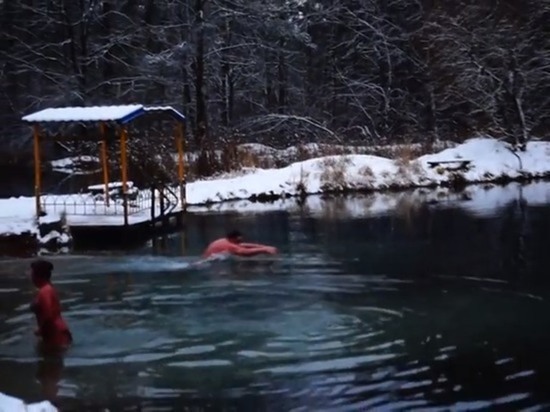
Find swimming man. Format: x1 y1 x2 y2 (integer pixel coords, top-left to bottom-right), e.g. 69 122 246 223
202 230 278 258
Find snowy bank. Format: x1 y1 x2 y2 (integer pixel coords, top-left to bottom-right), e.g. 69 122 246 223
1 137 550 240
185 137 550 204
0 392 57 412
0 196 71 249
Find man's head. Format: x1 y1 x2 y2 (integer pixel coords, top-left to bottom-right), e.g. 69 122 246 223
30 259 54 287
226 230 243 244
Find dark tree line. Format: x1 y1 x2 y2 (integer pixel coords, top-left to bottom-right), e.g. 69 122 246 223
1 0 549 159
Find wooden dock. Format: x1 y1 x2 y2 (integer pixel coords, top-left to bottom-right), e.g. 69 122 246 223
21 103 189 246
40 183 186 246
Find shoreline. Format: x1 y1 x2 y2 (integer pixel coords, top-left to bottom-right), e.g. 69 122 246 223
196 170 548 207
184 138 550 206
187 178 550 218
2 177 549 258
1 137 550 254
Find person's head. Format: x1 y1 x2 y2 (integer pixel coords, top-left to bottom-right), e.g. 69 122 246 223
226 230 243 244
30 259 54 287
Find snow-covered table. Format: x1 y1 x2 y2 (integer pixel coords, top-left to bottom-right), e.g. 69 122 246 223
427 159 471 170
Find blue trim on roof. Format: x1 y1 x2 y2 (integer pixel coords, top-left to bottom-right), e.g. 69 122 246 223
118 107 146 124
164 108 186 122
118 106 186 124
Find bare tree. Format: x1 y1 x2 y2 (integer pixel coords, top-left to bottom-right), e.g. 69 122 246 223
0 0 548 167
420 0 550 148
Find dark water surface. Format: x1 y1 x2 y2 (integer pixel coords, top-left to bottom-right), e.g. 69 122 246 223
2 182 550 411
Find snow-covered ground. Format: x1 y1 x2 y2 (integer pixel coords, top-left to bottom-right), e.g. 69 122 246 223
1 137 550 239
0 392 57 411
0 196 70 246
185 138 550 204
50 155 100 174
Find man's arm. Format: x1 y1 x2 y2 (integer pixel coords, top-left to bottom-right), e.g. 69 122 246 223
229 243 276 256
240 242 272 249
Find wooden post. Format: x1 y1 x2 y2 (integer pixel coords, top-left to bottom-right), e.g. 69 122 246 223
175 122 186 211
159 186 165 221
100 123 110 207
33 125 42 217
150 184 156 226
120 127 129 226
180 229 186 255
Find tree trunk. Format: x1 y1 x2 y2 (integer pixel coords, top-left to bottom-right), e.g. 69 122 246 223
101 0 114 98
220 19 231 127
426 83 439 146
277 38 286 113
193 0 211 176
194 0 207 149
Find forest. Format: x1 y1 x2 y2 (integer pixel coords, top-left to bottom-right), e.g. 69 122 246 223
1 0 549 162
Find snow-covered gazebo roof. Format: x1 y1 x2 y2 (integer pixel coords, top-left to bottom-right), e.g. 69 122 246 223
22 104 185 124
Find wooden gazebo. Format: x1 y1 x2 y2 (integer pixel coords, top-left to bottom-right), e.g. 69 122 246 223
22 104 187 228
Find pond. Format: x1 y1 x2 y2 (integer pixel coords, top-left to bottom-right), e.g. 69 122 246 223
2 182 550 410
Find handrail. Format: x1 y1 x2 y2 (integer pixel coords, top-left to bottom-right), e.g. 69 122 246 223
164 185 179 213
154 183 178 217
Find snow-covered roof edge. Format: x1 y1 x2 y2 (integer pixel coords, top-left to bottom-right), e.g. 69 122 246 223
22 105 144 123
143 106 185 122
22 104 185 124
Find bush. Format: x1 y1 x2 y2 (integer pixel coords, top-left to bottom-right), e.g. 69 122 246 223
319 156 352 191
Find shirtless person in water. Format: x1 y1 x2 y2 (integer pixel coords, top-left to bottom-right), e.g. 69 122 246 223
29 259 73 350
202 230 277 258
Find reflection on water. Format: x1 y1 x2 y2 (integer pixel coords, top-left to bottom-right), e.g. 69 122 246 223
2 182 550 410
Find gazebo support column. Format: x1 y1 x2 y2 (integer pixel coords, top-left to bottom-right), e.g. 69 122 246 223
120 127 129 226
100 122 110 207
175 122 186 211
33 125 42 217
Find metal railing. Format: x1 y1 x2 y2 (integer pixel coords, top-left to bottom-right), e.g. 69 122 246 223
40 182 184 225
40 185 153 217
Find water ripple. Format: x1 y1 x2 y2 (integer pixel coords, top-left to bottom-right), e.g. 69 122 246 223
168 359 233 368
258 353 401 375
0 237 549 411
